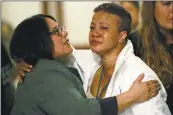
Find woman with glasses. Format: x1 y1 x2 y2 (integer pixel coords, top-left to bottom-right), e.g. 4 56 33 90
10 14 160 115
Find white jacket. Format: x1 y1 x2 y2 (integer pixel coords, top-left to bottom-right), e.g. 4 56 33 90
67 40 171 115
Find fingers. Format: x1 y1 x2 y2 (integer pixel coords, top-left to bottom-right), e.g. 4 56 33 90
146 80 159 86
133 78 161 102
15 61 32 83
145 80 161 100
15 61 32 75
17 65 31 73
17 61 32 69
18 71 25 77
134 73 145 83
148 87 161 100
148 83 161 99
18 75 23 83
149 81 160 88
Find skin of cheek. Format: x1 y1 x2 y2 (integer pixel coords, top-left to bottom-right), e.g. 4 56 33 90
98 32 119 56
155 2 173 30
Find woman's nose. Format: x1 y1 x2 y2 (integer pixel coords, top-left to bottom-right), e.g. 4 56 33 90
92 29 101 37
61 28 68 38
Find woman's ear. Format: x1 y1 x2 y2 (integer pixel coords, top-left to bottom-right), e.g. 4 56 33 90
119 31 127 43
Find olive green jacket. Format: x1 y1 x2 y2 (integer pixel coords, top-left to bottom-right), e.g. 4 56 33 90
11 58 102 115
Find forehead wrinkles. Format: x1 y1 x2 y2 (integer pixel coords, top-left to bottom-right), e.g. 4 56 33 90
92 12 110 24
92 12 120 26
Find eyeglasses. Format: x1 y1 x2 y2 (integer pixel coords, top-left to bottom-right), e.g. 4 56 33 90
48 26 65 37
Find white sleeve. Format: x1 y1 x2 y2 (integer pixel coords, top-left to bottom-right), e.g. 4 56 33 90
131 73 171 115
132 92 171 115
67 46 91 81
120 56 171 115
68 45 91 65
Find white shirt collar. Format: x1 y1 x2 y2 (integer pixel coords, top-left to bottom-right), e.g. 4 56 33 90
91 40 134 66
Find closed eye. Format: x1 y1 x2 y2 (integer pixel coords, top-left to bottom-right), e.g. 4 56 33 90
90 26 95 30
162 2 172 6
100 27 108 30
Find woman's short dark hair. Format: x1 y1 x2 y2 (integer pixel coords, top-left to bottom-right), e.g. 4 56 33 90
10 14 56 66
94 3 132 36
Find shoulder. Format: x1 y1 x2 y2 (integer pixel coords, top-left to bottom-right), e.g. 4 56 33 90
19 59 80 100
119 55 167 98
122 54 158 81
37 59 63 67
35 59 67 72
26 59 74 84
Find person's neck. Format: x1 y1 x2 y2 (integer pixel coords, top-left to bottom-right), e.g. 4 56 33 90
159 28 173 45
101 43 125 72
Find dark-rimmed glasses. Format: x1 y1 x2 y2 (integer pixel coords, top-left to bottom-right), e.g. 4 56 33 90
48 26 65 37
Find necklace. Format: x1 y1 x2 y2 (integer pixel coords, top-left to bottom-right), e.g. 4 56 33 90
96 65 112 99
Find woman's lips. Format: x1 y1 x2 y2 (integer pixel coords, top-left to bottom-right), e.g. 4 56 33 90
168 19 173 23
90 40 102 45
64 39 69 44
168 16 173 22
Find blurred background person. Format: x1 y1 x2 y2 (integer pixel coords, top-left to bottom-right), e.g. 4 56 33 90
119 1 140 31
1 21 17 115
129 1 173 113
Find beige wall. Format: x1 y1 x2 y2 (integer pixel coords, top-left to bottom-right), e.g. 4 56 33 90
2 2 42 29
1 1 110 47
62 1 108 46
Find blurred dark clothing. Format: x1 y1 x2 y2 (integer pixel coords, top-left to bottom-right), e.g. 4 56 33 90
1 43 15 115
128 31 143 58
167 81 173 114
2 43 14 85
129 31 173 114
